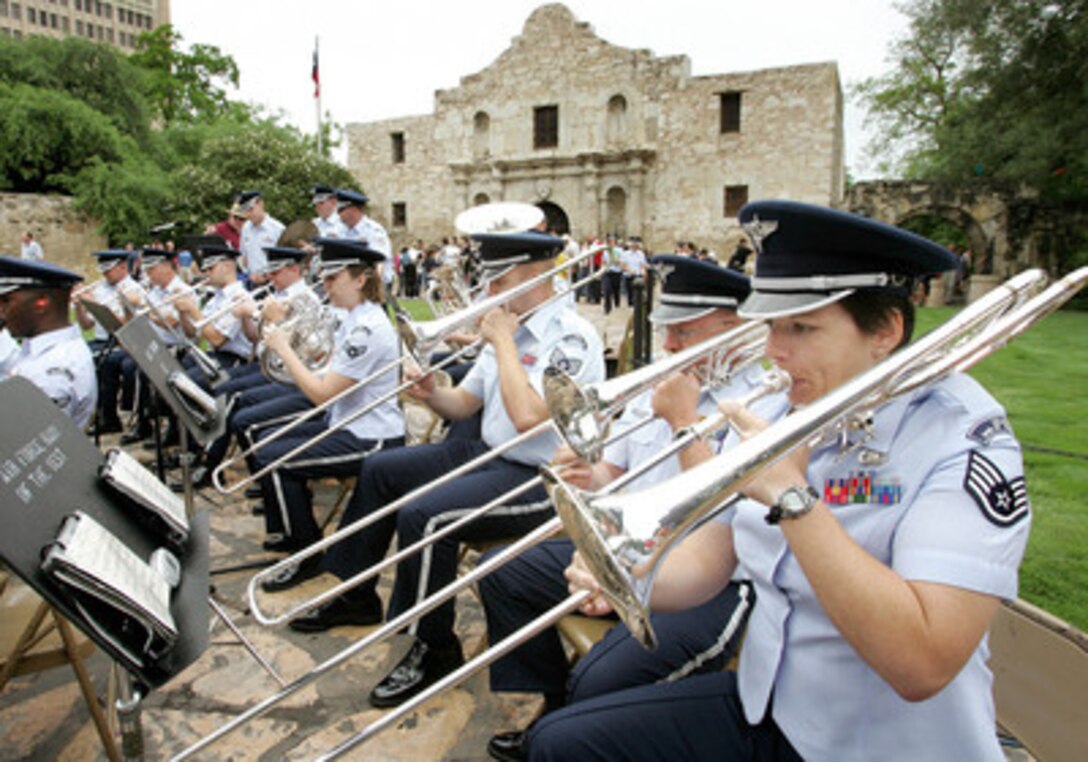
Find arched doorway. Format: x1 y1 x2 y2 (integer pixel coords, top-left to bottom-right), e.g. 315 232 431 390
537 201 570 236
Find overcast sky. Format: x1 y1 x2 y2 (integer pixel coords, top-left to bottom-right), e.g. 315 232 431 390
170 0 909 178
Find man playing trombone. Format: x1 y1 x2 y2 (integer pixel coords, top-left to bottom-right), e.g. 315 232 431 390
281 229 604 709
175 244 254 371
541 201 1031 761
480 255 789 761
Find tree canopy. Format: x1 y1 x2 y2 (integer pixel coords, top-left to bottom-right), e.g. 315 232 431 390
0 27 353 244
855 0 1088 202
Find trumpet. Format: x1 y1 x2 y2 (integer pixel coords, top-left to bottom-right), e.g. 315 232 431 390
70 279 104 300
211 247 605 493
190 284 273 331
174 360 789 760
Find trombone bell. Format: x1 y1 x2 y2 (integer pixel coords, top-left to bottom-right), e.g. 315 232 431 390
543 367 611 462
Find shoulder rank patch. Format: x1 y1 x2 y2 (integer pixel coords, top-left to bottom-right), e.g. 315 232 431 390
547 346 583 377
344 343 368 360
967 416 1013 446
964 450 1029 527
47 367 76 382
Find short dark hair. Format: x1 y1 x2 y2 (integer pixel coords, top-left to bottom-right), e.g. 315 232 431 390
839 288 915 351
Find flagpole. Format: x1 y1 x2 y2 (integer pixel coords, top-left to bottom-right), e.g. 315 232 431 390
314 36 323 155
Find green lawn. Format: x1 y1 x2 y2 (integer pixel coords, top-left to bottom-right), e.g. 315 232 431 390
916 306 1088 629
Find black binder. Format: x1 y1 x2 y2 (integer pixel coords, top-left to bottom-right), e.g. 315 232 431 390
0 377 209 689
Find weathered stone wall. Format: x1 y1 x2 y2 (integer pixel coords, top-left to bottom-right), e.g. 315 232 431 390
845 180 1060 277
0 193 107 279
345 3 844 257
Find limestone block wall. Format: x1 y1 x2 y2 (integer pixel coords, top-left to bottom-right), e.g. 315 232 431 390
0 193 107 279
345 3 844 257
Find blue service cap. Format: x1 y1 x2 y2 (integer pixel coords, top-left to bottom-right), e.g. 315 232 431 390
648 254 751 325
737 200 959 320
311 184 336 204
471 230 563 271
141 247 176 268
92 249 131 273
313 238 385 275
197 244 240 270
335 189 369 210
0 255 83 295
262 245 307 273
236 190 262 212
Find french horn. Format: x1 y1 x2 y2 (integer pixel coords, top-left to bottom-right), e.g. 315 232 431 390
258 291 336 384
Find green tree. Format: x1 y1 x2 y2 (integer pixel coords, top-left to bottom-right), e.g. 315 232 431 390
0 82 126 192
129 25 244 125
855 0 1088 200
0 35 150 142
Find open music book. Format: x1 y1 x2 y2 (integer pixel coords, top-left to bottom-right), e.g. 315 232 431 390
100 448 189 547
41 511 178 668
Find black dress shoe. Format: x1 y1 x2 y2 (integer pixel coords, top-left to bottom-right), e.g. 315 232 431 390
244 485 263 499
95 418 124 435
251 503 266 516
369 638 464 708
260 554 323 592
488 730 529 762
261 534 298 553
288 594 382 633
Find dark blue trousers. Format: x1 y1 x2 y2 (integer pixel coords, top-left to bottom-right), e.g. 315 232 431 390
481 538 752 699
324 439 553 648
528 671 801 761
252 418 404 547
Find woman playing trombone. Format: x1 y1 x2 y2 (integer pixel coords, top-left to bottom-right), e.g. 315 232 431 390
544 201 1031 761
255 239 405 576
279 230 604 711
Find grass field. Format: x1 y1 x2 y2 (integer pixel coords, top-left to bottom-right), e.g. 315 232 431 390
916 306 1088 629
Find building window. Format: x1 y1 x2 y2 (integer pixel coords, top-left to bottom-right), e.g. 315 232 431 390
606 94 628 144
723 185 748 218
391 132 405 164
533 105 558 149
26 6 33 22
61 15 67 30
74 0 80 9
473 110 490 158
392 202 407 228
720 92 742 134
0 1 7 17
10 2 19 20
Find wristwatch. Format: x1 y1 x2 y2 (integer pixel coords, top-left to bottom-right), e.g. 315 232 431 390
765 485 820 525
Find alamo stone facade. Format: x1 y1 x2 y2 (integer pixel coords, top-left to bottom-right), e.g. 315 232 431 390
345 3 844 257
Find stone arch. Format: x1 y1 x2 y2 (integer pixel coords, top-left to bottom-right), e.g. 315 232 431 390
537 201 570 236
606 94 628 144
605 186 627 237
473 192 491 206
473 111 491 159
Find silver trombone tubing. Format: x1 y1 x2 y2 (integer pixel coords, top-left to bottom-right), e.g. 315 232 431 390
190 284 273 330
545 320 769 461
398 244 604 368
246 324 778 626
549 267 1081 651
212 265 607 494
177 367 787 760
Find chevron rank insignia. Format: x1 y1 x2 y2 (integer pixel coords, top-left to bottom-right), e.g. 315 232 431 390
964 450 1029 527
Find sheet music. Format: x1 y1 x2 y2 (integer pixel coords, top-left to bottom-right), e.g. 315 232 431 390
101 448 189 544
41 512 177 651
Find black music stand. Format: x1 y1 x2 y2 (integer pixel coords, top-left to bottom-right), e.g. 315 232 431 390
0 377 210 690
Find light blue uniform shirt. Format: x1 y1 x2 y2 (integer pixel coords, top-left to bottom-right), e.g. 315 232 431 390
0 328 18 376
146 275 191 346
729 373 1029 761
461 297 604 466
10 325 97 428
327 301 405 441
203 280 253 358
603 362 789 492
313 213 346 239
90 276 145 341
240 215 285 275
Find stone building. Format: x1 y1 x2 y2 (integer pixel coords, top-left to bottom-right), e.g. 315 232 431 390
0 0 168 50
345 3 844 256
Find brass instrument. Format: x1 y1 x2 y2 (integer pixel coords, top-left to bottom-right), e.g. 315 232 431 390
190 285 272 331
257 290 337 384
211 247 604 493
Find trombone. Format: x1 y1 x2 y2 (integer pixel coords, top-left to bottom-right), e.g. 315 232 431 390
173 352 788 761
245 318 780 627
296 265 1085 760
210 246 606 493
189 284 273 331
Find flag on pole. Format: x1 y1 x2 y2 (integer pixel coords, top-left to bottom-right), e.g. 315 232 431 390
312 42 320 99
